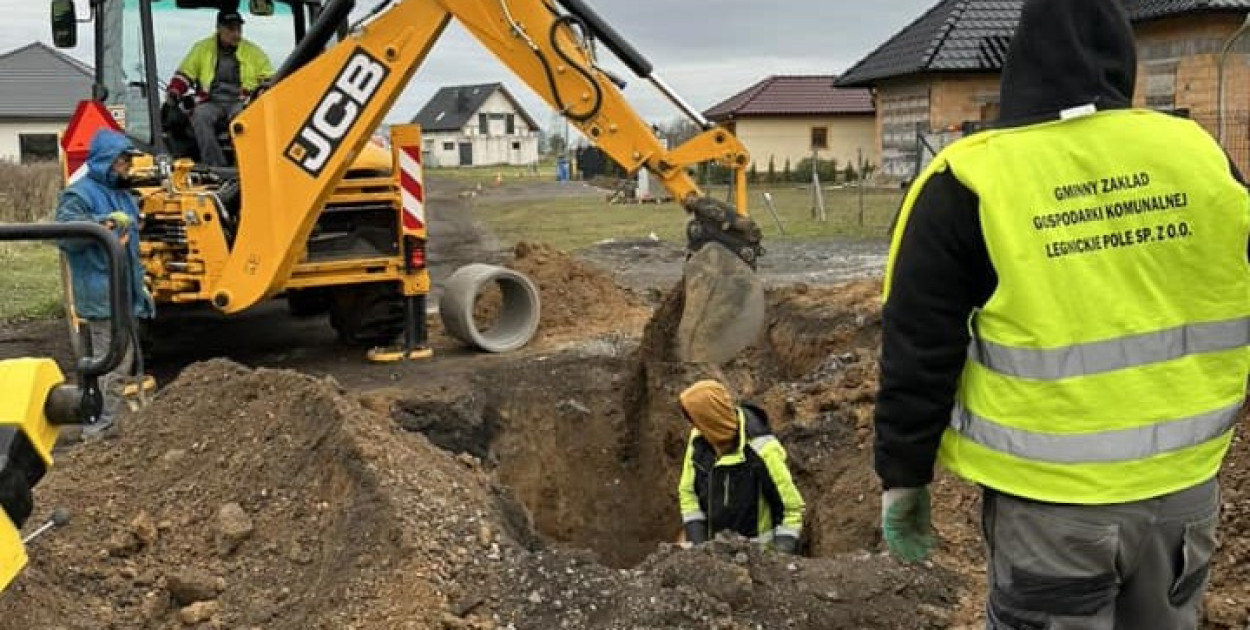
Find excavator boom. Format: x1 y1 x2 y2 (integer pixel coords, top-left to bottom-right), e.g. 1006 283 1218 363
222 0 764 361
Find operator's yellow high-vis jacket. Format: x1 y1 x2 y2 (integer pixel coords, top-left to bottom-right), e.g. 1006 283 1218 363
887 108 1250 505
168 36 273 102
678 406 805 543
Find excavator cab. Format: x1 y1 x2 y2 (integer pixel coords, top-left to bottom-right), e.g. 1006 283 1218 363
55 0 306 161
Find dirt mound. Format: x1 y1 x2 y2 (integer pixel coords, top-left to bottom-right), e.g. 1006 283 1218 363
472 241 650 346
2 359 502 628
31 272 1250 628
616 277 1250 628
6 353 962 629
457 536 960 630
509 241 649 334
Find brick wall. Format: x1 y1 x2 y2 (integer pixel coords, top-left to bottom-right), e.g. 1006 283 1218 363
928 74 1002 131
874 78 929 178
872 74 999 178
1134 13 1250 172
865 13 1250 178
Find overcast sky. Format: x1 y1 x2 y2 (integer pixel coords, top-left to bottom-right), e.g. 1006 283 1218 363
1 1 936 131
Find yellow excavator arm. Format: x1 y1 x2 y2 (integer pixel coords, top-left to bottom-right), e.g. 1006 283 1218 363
217 0 758 315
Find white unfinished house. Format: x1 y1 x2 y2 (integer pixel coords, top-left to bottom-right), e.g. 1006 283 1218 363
411 83 540 167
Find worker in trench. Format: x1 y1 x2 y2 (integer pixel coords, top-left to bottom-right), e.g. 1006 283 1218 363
872 0 1250 627
676 379 805 554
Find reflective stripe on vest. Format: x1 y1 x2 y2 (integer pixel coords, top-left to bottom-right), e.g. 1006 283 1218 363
969 317 1250 380
951 399 1242 464
887 109 1250 504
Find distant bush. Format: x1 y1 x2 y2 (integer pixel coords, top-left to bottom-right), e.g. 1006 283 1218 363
793 157 840 184
0 161 62 223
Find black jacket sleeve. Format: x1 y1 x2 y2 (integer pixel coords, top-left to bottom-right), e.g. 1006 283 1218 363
874 170 997 489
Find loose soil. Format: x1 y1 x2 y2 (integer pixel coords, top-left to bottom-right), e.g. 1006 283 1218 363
0 276 974 629
6 269 1250 627
3 174 1249 627
470 241 651 349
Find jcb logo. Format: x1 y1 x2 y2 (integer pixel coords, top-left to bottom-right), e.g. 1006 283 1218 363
286 48 390 176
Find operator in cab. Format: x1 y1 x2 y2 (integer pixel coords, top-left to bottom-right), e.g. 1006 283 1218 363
166 10 273 166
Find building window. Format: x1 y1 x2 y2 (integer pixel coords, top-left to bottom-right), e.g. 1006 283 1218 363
511 141 521 150
1144 60 1177 111
506 114 516 135
810 127 828 150
18 134 58 164
979 101 1000 122
443 142 455 151
479 113 489 135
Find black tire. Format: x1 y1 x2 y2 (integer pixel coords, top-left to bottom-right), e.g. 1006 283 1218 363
328 283 404 347
135 317 168 365
286 289 330 318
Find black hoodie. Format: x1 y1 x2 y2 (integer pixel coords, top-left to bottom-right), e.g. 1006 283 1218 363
874 0 1144 489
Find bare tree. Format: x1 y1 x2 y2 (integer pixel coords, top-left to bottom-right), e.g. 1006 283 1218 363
657 118 702 147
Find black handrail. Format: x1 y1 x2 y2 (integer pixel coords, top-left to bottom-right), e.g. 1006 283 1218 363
0 222 132 378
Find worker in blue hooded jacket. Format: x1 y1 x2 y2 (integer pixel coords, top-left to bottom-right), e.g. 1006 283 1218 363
55 128 154 439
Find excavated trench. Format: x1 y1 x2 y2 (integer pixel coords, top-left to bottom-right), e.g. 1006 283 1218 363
393 281 889 568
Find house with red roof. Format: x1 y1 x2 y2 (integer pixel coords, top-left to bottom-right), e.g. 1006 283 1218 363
704 75 876 174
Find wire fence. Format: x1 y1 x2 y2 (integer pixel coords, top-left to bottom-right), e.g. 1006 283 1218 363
903 110 1250 182
1185 109 1250 176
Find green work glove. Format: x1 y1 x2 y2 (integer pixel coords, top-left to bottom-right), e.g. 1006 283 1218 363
881 486 936 563
104 211 131 230
773 534 799 555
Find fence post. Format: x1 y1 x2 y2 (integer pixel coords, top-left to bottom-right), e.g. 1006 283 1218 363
810 149 827 222
857 148 866 227
761 192 787 235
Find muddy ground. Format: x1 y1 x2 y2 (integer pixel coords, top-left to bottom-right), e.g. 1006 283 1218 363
0 175 1247 629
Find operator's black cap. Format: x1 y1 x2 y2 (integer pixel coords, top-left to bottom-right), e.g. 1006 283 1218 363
217 10 245 26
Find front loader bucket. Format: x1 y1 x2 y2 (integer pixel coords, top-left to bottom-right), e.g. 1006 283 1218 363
676 243 766 363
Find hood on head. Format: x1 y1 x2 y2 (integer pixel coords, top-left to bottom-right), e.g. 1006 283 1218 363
999 0 1137 124
679 380 739 450
86 129 138 185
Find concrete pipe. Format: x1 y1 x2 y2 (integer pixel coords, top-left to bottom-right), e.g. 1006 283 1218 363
439 264 541 353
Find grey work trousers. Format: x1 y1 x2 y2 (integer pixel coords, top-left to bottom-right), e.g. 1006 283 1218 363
84 319 135 429
191 101 241 167
983 479 1219 630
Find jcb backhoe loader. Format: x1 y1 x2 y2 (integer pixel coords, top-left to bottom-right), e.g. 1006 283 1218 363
49 0 766 363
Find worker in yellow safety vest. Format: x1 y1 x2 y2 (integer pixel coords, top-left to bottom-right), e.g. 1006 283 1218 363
873 0 1250 627
166 10 273 166
677 380 805 554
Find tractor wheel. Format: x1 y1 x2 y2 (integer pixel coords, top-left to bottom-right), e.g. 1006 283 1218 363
286 289 330 318
328 283 404 347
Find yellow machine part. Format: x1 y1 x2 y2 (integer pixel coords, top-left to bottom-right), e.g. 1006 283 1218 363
0 358 66 591
0 512 25 593
0 359 65 468
219 0 751 314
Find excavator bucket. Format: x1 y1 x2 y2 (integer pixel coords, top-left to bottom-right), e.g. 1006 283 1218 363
676 242 767 363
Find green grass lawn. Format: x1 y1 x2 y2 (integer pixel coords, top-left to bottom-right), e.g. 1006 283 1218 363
426 162 557 184
0 242 64 322
471 183 905 252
